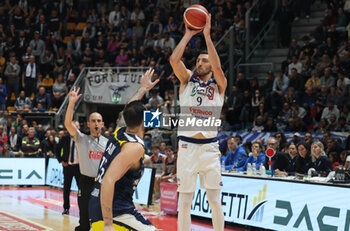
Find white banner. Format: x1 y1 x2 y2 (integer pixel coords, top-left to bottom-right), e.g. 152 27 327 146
0 158 45 185
191 175 350 231
132 168 155 206
84 71 143 104
45 158 78 191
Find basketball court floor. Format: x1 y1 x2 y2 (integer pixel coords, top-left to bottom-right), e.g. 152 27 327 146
0 186 248 231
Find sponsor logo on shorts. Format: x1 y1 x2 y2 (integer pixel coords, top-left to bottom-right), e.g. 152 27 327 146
181 144 188 149
219 181 223 186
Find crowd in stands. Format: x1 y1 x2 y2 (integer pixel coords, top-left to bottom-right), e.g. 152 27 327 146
221 133 350 177
226 0 350 135
0 0 249 111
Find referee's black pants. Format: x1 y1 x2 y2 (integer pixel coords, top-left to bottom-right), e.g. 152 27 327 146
63 164 80 210
76 174 95 231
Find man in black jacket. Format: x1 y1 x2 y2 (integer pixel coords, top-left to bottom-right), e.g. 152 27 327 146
56 122 80 215
265 137 289 174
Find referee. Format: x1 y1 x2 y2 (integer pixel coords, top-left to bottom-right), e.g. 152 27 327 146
65 86 108 231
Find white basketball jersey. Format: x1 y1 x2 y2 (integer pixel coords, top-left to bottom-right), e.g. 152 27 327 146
177 74 224 138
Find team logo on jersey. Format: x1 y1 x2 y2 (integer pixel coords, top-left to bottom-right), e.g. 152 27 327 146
190 84 214 100
143 109 161 128
181 143 188 149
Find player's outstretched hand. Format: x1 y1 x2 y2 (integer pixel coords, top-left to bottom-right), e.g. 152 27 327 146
185 24 202 37
69 86 82 104
140 68 159 91
203 13 211 37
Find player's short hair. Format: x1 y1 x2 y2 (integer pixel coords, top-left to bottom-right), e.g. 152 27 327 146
198 49 208 56
123 100 145 128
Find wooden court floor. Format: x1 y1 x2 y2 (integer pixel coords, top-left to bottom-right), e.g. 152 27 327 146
0 186 248 231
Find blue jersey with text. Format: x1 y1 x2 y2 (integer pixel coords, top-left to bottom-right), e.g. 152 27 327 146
89 127 145 222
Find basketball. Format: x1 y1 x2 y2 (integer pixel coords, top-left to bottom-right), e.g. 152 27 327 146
183 5 208 30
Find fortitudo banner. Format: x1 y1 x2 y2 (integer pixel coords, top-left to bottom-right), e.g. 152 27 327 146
84 71 142 105
191 175 350 231
0 158 45 185
46 158 78 191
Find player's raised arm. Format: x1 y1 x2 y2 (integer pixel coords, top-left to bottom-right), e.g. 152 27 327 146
64 86 82 137
100 142 144 228
203 14 227 96
169 27 201 84
128 68 159 104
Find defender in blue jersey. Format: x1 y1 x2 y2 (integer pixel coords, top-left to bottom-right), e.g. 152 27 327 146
89 68 159 231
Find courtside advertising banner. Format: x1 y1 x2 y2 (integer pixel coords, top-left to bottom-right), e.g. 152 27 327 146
191 175 350 231
84 71 142 105
0 158 45 185
132 168 155 206
45 158 78 191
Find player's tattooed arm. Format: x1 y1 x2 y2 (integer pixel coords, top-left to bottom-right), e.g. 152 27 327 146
128 68 159 103
101 203 113 225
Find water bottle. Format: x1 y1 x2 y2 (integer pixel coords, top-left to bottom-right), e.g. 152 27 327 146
259 165 266 176
247 163 252 176
252 163 257 176
221 159 225 172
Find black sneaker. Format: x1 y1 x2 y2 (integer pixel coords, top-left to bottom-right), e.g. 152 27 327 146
62 209 69 215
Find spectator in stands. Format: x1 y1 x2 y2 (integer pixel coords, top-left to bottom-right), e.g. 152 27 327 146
29 31 45 59
0 78 6 110
5 56 21 100
251 89 264 117
336 7 348 27
130 6 145 25
315 54 331 75
321 99 340 123
265 137 289 173
145 89 164 110
303 132 313 145
66 73 76 92
295 142 312 174
251 115 265 132
320 67 335 87
41 134 57 159
288 55 302 75
18 127 41 157
236 72 250 92
311 141 333 172
40 49 54 77
283 38 301 73
67 33 81 60
81 47 93 66
8 126 17 152
145 15 163 37
304 70 320 93
82 22 96 39
322 8 337 28
109 4 121 29
276 143 298 176
264 117 277 132
0 124 8 146
271 71 289 113
326 136 344 157
299 36 317 61
288 68 304 99
335 116 349 132
22 55 39 98
35 124 45 142
115 48 129 67
33 87 51 111
15 90 32 112
236 141 265 172
224 137 248 170
52 74 67 109
336 71 350 89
